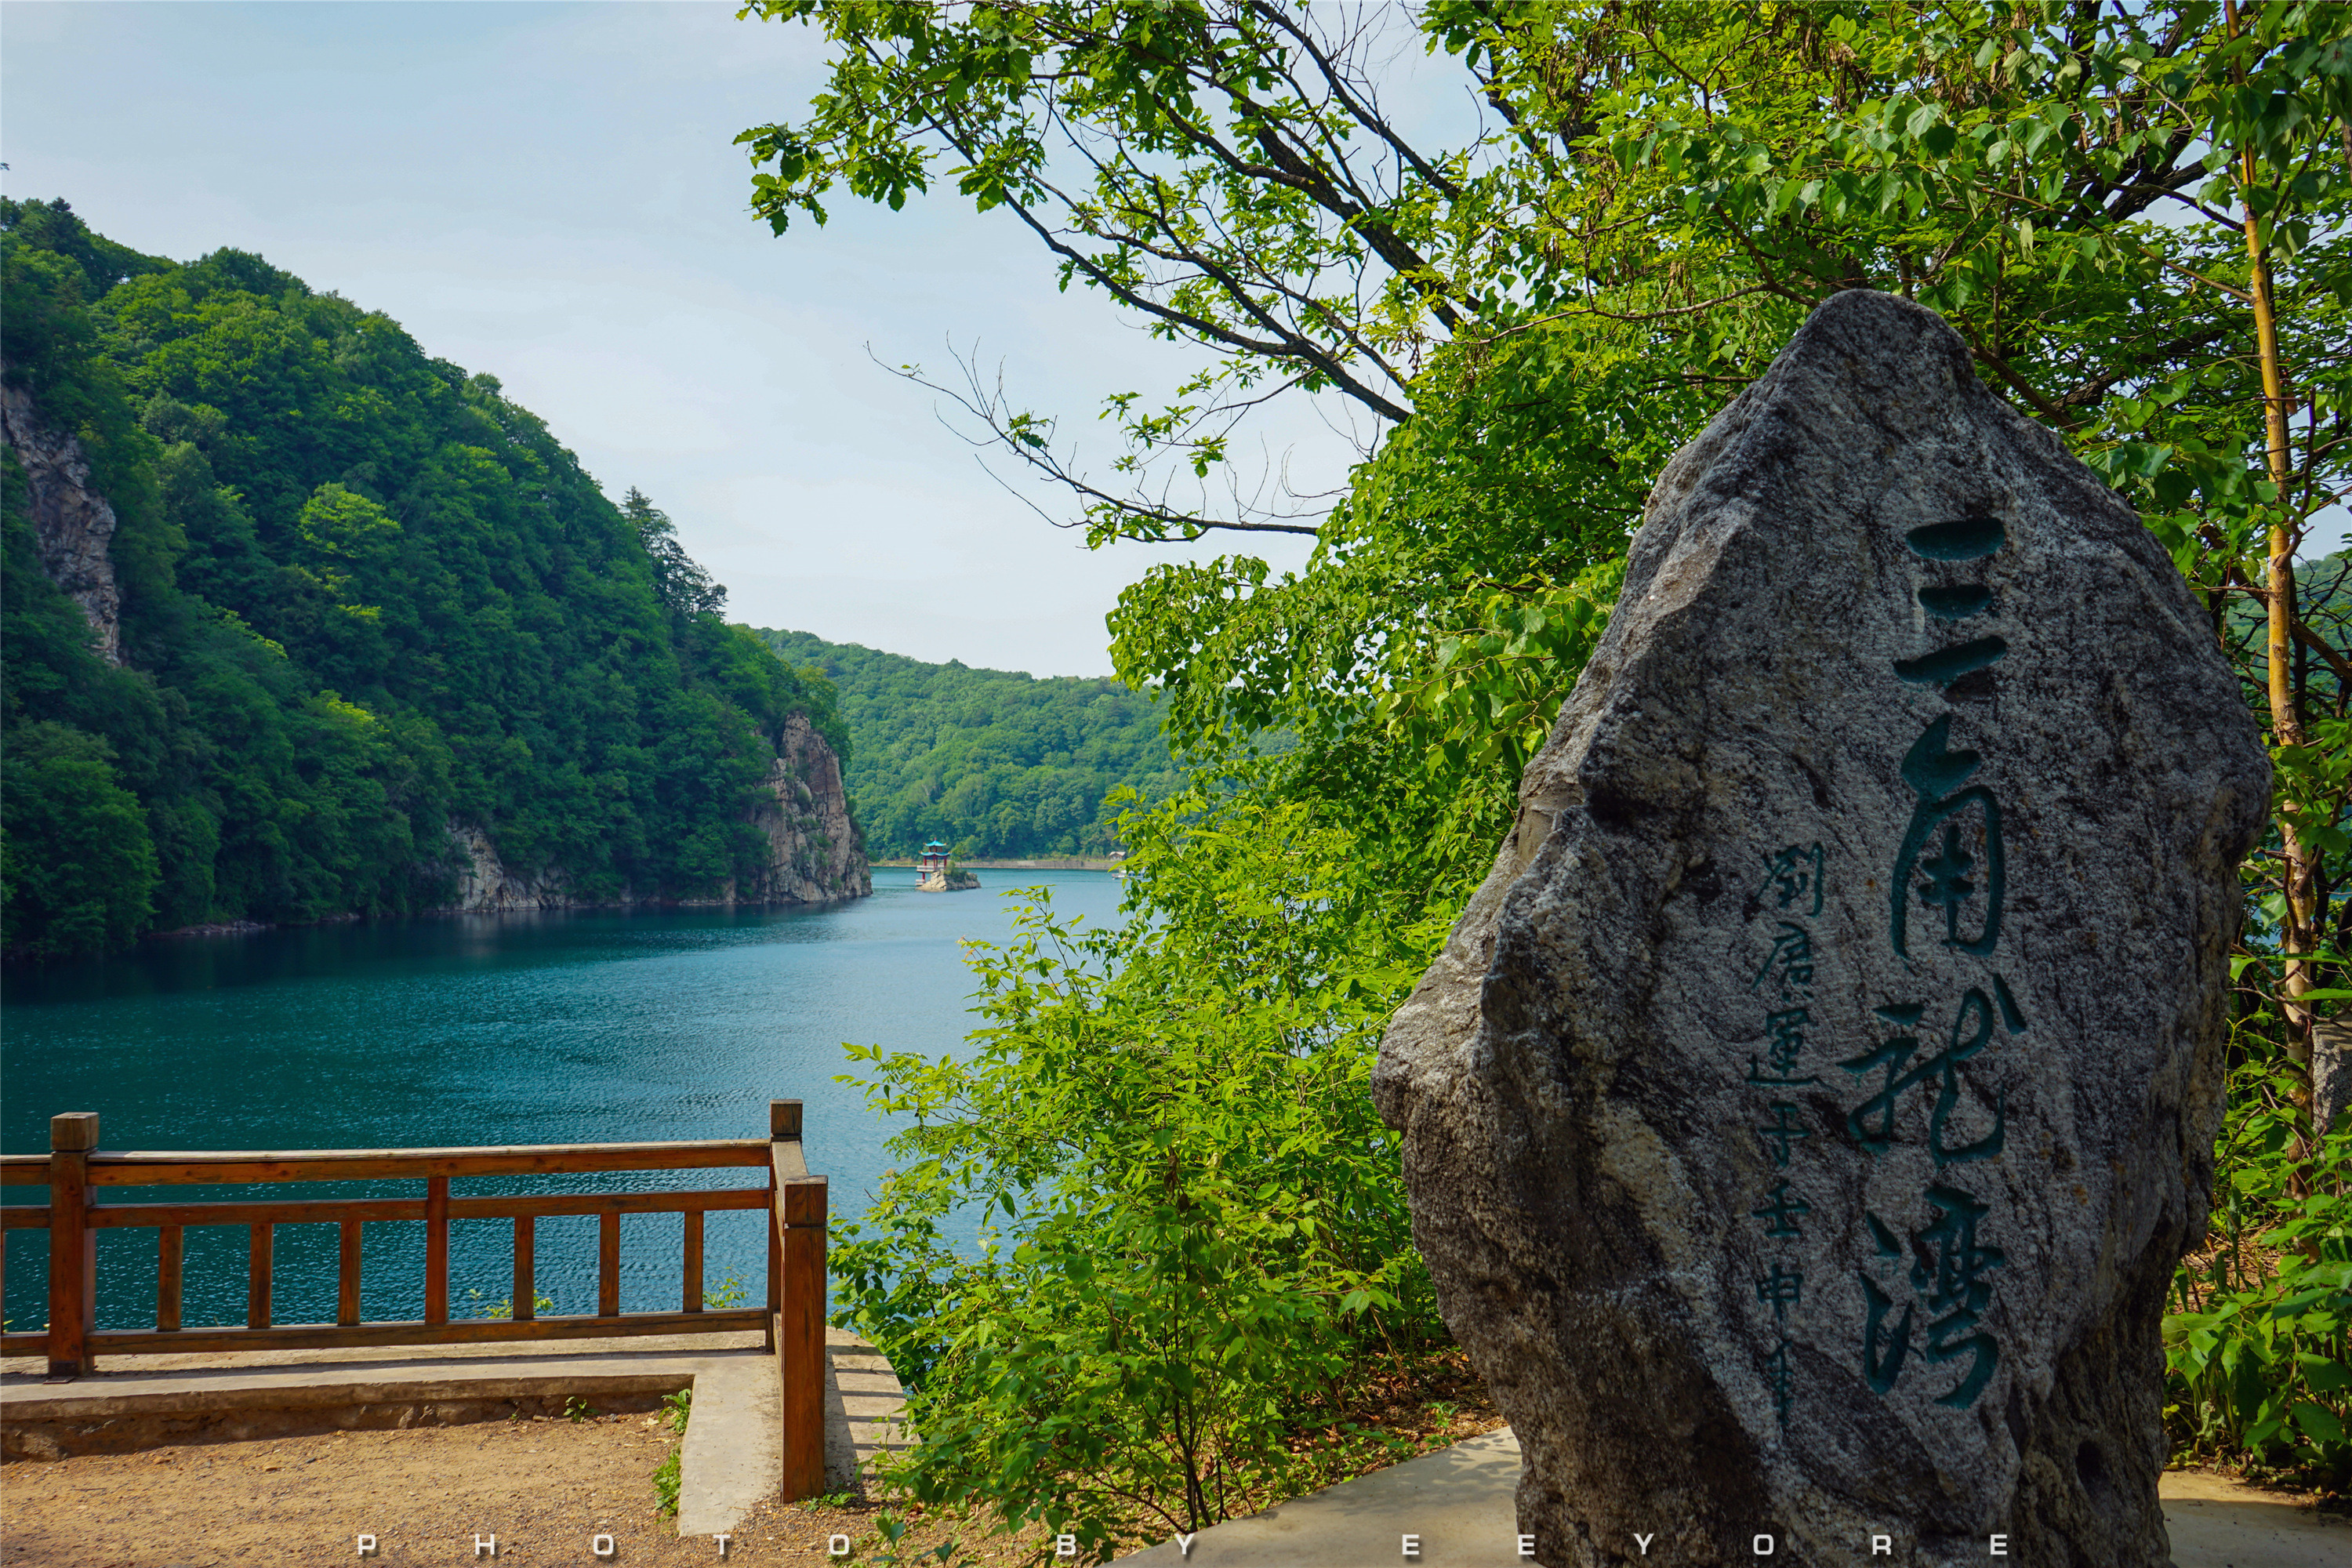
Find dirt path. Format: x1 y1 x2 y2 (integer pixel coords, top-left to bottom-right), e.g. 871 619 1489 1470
0 1411 920 1567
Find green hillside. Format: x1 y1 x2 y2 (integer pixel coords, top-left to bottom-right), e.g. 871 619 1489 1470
1 198 844 958
753 630 1175 860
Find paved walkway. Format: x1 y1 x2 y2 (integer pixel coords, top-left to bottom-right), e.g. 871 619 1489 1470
1112 1431 2347 1568
1 1327 910 1536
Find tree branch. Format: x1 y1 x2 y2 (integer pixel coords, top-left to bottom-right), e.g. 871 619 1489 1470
873 343 1327 540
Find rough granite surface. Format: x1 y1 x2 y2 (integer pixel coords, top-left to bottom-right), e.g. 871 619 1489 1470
2 379 123 663
1373 291 2268 1567
739 710 872 905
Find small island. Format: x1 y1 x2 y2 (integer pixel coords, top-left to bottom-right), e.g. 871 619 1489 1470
916 840 980 892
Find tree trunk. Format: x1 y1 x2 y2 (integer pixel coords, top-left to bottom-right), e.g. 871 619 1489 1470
2234 4 2318 1191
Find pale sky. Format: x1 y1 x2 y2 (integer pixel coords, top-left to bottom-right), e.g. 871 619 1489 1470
0 0 1334 677
11 4 2332 679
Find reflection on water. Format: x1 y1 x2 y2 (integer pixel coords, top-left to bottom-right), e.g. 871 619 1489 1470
1 869 1123 1334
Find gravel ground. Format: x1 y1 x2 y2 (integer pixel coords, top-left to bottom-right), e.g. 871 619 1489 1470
0 1412 949 1567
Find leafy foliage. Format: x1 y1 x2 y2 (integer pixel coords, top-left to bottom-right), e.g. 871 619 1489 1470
653 1388 693 1516
2166 1014 2351 1486
2 198 844 956
628 487 731 620
832 795 1444 1553
755 629 1177 859
0 720 160 958
653 1445 684 1517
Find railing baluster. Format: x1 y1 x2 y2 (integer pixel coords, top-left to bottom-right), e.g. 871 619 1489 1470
683 1210 704 1313
157 1224 183 1332
514 1216 535 1321
424 1176 449 1327
337 1221 362 1326
248 1224 274 1328
598 1212 621 1318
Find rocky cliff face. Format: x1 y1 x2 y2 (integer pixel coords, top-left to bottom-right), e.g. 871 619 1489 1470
434 710 869 913
1 380 123 663
442 822 577 913
735 711 872 904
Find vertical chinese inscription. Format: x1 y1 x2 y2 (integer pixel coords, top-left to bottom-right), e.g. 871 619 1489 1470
1841 515 2027 1413
1746 841 1825 1426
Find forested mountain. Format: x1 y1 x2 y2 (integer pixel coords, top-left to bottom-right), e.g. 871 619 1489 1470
2 198 861 959
754 630 1176 859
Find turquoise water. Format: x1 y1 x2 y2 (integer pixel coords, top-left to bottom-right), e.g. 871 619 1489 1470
0 869 1122 1337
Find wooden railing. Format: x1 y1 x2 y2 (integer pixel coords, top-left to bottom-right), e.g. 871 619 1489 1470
0 1100 830 1498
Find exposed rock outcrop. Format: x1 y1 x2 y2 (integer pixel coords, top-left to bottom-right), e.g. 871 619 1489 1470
443 822 575 913
433 710 869 913
1 379 123 663
736 711 871 905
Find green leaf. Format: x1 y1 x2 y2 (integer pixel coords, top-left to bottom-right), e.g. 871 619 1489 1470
2290 1403 2345 1445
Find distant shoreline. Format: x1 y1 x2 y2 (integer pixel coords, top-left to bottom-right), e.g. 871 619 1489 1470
873 858 1123 872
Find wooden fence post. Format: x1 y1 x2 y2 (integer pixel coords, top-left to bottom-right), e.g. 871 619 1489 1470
771 1099 827 1501
46 1112 98 1378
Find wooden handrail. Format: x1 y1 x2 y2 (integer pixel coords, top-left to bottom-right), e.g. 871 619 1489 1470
88 1140 772 1185
0 1307 772 1359
79 1188 769 1229
5 1142 768 1186
772 1141 810 1182
5 1147 760 1188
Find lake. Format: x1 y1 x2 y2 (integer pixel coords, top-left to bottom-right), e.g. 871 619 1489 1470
0 868 1124 1337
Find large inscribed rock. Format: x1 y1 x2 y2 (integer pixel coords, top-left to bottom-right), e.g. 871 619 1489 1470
1374 292 2268 1566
